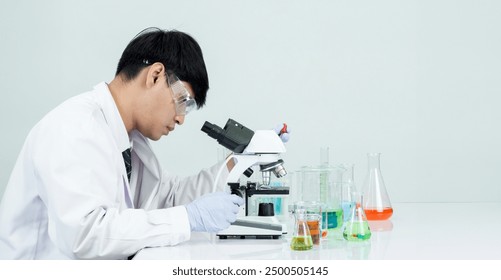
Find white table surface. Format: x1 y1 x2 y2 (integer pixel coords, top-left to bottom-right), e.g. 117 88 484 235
133 202 501 260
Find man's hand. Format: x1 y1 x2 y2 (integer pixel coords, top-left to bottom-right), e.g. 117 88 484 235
185 192 244 232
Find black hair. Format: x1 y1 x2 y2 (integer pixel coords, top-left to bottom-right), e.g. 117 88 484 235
116 27 209 108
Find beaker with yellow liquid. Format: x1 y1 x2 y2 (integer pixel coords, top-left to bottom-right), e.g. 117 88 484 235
290 209 313 251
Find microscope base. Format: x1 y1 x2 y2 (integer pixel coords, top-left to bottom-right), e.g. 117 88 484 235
216 216 285 239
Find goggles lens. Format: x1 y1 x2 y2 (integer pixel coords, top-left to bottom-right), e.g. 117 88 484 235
167 72 196 116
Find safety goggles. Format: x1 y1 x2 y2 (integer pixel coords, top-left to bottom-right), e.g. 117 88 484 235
166 72 197 116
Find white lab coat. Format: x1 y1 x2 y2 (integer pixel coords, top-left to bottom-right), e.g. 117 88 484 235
0 82 228 259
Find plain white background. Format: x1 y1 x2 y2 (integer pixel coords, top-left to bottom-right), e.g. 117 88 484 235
0 0 500 203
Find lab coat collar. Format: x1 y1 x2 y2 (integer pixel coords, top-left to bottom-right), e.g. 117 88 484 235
93 82 131 152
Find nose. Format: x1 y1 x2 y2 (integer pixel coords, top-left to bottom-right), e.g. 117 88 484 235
175 115 185 125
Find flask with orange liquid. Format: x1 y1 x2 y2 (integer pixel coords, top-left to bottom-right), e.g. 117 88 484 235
361 153 393 220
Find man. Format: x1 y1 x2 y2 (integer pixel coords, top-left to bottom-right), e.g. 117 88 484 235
0 28 247 259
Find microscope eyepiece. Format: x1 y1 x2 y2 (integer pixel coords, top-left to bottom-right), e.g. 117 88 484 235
201 119 254 153
201 121 224 139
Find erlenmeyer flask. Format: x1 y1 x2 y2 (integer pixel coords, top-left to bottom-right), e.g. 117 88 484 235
343 192 371 241
290 209 314 250
361 153 393 220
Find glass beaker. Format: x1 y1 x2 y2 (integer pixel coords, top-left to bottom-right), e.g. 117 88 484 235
343 192 371 241
290 209 314 251
299 166 344 234
306 214 321 245
361 153 393 220
328 167 345 235
295 201 327 239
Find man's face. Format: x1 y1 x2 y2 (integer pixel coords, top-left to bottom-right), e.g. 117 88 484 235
136 74 194 141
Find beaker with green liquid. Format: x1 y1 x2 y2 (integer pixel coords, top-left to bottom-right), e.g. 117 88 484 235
343 192 372 241
290 209 313 251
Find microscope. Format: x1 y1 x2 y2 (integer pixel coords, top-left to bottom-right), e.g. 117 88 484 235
202 119 289 239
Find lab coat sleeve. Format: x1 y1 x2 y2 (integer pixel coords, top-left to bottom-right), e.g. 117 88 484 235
154 161 230 208
32 107 190 259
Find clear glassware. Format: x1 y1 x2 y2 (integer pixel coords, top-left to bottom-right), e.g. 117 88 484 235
343 192 372 241
295 201 327 240
361 153 393 220
290 209 314 250
341 164 357 223
299 166 344 234
306 213 322 245
318 147 330 229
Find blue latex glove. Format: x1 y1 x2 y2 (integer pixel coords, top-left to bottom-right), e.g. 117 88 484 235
185 192 244 232
274 123 291 143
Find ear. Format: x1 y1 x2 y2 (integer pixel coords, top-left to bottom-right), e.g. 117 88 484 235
145 62 166 88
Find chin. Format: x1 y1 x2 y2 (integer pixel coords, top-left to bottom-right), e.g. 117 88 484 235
149 133 163 141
